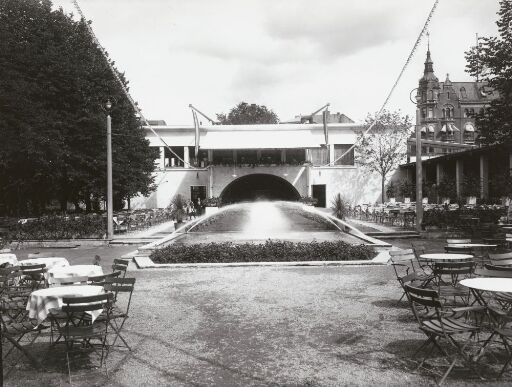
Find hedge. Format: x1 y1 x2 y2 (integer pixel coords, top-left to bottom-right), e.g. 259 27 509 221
150 240 375 263
422 208 505 229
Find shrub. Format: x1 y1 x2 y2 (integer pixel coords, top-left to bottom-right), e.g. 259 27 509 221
331 193 349 220
422 207 505 229
7 215 105 241
150 240 375 263
203 197 221 207
169 194 186 222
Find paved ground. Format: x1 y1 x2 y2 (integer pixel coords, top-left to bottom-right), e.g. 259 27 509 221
4 258 511 386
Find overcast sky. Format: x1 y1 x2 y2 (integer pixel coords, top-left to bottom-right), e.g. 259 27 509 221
52 0 499 125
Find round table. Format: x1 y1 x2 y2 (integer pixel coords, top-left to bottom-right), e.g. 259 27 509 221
48 265 103 284
19 257 69 270
420 253 474 261
460 277 512 293
447 244 497 249
0 253 18 266
26 285 104 323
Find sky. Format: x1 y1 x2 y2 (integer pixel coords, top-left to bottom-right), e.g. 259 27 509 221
52 0 500 125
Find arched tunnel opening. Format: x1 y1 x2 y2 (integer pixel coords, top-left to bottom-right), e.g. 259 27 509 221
220 174 301 204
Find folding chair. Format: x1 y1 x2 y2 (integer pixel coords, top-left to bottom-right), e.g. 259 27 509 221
112 259 129 278
103 277 136 352
49 275 88 287
411 241 433 275
389 249 433 303
19 264 47 290
404 284 482 385
489 252 512 267
446 239 472 244
88 271 122 286
0 298 48 373
58 293 114 384
432 261 475 306
444 246 473 254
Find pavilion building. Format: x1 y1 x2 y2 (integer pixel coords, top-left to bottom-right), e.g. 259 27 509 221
131 120 384 209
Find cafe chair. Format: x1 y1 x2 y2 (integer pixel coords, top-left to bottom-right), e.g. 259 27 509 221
88 271 122 286
19 264 48 290
58 293 114 384
444 246 474 254
488 252 512 267
0 298 48 374
103 277 136 352
49 275 88 287
112 258 129 278
389 249 434 303
404 285 482 385
432 261 475 306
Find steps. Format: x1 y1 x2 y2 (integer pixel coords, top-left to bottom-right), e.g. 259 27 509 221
366 230 420 239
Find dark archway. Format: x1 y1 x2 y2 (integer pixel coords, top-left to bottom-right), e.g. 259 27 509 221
220 174 301 204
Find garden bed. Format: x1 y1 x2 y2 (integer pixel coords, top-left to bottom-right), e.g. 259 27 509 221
150 240 375 264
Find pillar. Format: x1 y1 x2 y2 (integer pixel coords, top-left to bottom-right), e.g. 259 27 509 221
456 159 464 198
209 166 214 198
329 144 335 166
436 163 444 203
233 150 237 164
159 146 165 169
183 146 190 168
281 149 286 163
208 149 213 164
256 149 262 162
306 166 312 196
480 154 489 199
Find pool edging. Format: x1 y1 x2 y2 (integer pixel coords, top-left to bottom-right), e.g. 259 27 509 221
129 249 391 269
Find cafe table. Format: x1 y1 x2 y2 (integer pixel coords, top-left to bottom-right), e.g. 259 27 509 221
0 253 18 266
446 244 498 249
19 257 69 270
420 253 474 261
47 265 103 285
26 284 105 323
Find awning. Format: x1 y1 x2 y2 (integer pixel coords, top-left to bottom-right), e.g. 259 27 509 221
198 129 356 149
440 123 459 133
464 122 475 132
421 125 435 133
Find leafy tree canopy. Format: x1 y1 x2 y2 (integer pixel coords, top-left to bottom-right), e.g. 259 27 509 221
0 0 158 215
216 102 279 125
356 110 411 203
465 0 512 144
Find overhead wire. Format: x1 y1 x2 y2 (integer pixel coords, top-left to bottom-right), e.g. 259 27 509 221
320 0 440 167
71 0 193 169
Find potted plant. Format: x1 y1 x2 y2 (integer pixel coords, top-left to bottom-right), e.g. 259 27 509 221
385 181 397 203
331 193 349 220
169 194 186 230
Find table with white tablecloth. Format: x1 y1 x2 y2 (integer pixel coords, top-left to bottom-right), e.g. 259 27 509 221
26 285 105 323
19 257 69 270
0 253 18 266
47 265 103 284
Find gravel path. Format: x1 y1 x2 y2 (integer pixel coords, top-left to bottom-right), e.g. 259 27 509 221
5 263 508 386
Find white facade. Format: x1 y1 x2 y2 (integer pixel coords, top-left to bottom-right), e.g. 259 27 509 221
132 123 383 208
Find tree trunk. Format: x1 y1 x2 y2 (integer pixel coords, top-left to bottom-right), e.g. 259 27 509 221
381 176 385 204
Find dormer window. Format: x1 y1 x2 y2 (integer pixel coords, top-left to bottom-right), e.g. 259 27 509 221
460 87 467 99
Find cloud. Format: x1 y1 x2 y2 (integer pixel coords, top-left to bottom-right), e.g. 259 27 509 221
263 0 428 58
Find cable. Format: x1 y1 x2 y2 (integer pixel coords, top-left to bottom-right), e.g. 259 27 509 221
71 0 193 168
320 0 440 167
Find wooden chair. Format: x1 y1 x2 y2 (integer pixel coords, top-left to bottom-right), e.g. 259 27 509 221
446 239 472 244
0 298 48 374
112 259 129 278
410 241 433 274
58 293 114 384
404 284 482 385
489 252 512 266
444 246 474 254
88 271 122 286
389 249 433 303
432 261 475 306
49 275 88 287
19 264 47 290
103 277 136 352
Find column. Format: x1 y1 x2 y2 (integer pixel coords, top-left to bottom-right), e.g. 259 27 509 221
233 150 237 164
306 166 312 196
456 159 464 198
329 144 335 166
480 154 489 199
256 149 262 162
209 166 214 198
436 162 444 186
159 146 165 169
208 149 213 164
281 149 286 163
183 146 190 168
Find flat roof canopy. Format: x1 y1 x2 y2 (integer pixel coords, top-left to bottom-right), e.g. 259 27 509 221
145 123 360 149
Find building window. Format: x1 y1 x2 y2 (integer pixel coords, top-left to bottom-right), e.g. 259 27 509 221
442 108 446 118
429 90 434 100
334 145 354 166
421 108 427 118
310 147 329 166
286 148 306 165
447 92 450 99
460 87 467 99
428 108 434 118
164 146 185 167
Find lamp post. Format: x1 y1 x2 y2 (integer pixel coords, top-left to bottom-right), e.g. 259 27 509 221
106 99 114 239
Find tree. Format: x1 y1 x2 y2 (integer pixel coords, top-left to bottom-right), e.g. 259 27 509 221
0 0 158 215
356 110 411 203
216 102 279 124
465 0 512 144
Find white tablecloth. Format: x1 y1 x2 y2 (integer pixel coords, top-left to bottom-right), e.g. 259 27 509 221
19 257 69 270
0 253 18 266
460 278 512 293
26 285 105 323
48 265 103 284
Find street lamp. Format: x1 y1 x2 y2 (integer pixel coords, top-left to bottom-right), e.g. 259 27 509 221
105 99 113 239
